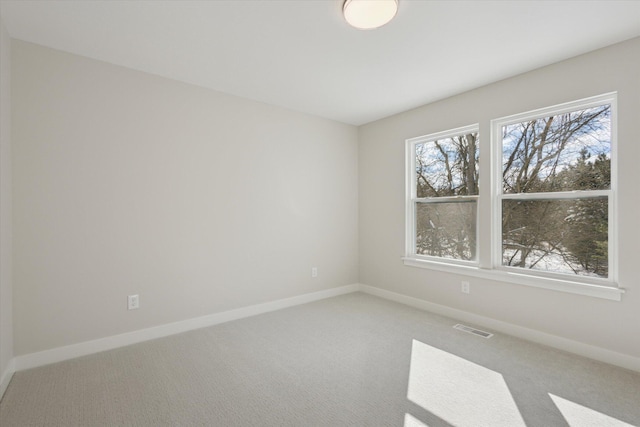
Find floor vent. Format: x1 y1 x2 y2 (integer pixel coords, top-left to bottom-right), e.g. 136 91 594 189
453 324 493 338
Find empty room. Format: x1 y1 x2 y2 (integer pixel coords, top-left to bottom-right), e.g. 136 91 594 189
1 1 639 426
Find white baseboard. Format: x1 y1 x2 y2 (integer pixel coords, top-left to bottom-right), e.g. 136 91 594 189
0 358 15 400
16 284 360 371
359 284 640 373
13 282 639 375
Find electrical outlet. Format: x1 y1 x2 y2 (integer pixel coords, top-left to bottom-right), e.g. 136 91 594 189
128 294 140 310
461 281 470 294
311 267 318 278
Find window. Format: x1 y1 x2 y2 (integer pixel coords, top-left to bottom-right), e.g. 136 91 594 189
496 99 614 282
405 125 479 264
404 93 620 300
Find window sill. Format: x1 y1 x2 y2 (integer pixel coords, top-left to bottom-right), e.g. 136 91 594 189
402 257 624 301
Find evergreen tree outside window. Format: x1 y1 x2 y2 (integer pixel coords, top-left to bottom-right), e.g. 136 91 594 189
494 94 616 282
404 93 618 298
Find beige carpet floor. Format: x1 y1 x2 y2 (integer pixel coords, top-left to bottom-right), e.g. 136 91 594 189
1 292 639 426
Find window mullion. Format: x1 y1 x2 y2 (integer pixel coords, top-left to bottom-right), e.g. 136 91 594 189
501 190 610 201
415 195 478 204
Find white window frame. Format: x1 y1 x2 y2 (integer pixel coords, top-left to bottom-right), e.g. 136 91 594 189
403 93 624 301
404 124 480 267
491 93 618 288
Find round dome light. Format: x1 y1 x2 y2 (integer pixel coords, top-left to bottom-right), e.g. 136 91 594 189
343 0 398 30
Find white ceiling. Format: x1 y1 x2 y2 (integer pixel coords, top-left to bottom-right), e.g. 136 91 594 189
1 0 639 126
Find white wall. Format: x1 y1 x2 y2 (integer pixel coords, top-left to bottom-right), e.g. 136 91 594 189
12 41 359 356
0 15 14 389
359 37 640 359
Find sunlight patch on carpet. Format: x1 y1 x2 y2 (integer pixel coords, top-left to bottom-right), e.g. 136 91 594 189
404 413 429 427
407 339 525 427
549 393 634 427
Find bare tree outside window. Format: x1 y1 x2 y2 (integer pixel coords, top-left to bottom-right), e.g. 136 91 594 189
406 95 616 293
500 104 611 278
414 131 479 261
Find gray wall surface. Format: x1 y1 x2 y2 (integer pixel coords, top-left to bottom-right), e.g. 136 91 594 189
12 41 359 355
0 15 14 381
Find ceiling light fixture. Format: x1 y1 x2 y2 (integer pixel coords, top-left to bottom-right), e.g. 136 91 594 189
343 0 398 30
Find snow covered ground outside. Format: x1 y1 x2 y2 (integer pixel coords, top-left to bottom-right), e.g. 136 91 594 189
503 248 602 278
